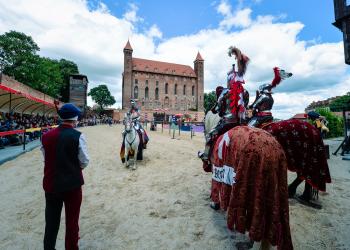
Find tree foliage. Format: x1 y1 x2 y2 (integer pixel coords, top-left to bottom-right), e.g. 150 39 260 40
0 30 79 100
204 91 216 113
316 107 344 138
329 92 350 112
88 85 116 109
59 59 79 102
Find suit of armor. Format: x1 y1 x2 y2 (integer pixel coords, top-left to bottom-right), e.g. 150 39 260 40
248 84 274 128
123 100 148 148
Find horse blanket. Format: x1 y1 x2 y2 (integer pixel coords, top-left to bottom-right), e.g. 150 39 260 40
262 119 331 191
210 126 292 250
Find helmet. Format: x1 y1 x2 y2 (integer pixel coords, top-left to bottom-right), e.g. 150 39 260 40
258 83 273 94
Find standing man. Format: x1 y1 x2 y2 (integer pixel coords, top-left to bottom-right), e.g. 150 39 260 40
42 103 90 250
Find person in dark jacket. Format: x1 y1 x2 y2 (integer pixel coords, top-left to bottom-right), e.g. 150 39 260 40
41 103 89 250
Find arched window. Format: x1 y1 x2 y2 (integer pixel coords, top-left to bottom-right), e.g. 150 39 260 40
155 88 159 100
164 96 169 108
192 85 195 96
165 83 168 94
134 86 138 99
145 87 149 99
183 85 186 95
174 84 177 95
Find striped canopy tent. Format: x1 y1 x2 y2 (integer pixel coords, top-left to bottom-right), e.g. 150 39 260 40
0 75 59 116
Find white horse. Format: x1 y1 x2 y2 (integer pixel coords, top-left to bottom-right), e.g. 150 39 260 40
123 116 140 170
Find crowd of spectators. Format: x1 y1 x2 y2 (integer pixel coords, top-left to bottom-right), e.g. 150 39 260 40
0 112 58 149
0 112 119 150
79 114 118 127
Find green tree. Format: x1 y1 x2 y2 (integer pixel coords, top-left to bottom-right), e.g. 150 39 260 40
329 92 350 112
88 85 116 110
34 57 64 98
204 91 216 113
316 107 344 138
0 31 39 81
0 30 82 100
59 59 79 102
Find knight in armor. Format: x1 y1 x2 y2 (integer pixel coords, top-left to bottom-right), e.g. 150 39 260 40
248 67 293 128
123 99 149 149
198 47 250 161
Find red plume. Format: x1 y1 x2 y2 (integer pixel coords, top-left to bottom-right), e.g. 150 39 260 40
271 67 281 87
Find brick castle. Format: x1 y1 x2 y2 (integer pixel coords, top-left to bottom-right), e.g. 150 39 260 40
122 40 204 113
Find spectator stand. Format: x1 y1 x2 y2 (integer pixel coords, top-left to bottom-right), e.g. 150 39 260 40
0 74 61 164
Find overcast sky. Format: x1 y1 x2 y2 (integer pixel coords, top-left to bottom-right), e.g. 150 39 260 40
0 0 349 119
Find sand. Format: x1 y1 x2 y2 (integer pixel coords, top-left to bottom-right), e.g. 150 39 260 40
0 124 349 250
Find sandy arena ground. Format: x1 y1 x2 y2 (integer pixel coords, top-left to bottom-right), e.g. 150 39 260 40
0 124 349 250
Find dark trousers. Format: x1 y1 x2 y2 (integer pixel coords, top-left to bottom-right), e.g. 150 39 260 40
44 187 82 250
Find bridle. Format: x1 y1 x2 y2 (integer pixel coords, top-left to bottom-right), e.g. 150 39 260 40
124 118 136 147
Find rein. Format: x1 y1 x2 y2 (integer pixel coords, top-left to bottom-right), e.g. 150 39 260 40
125 123 137 148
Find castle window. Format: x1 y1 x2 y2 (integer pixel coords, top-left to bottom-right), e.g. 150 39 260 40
174 84 177 95
146 80 148 85
183 85 186 95
192 86 195 96
155 88 159 100
135 79 138 85
134 86 138 99
145 87 149 99
165 83 168 94
156 81 159 86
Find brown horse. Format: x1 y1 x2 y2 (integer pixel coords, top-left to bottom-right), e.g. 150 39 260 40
204 111 331 198
208 125 293 250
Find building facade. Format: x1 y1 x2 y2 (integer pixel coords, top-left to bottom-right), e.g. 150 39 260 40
69 74 88 113
122 40 204 111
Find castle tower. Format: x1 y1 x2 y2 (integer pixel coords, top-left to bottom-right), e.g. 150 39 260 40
194 52 204 111
122 40 133 109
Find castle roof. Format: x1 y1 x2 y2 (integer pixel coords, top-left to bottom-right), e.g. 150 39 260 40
195 52 204 61
124 40 133 50
132 58 196 77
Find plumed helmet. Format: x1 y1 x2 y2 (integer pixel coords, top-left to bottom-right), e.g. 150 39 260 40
228 46 250 77
58 103 81 120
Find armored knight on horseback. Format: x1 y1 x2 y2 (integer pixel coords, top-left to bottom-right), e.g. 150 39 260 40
125 99 149 148
248 67 293 128
198 46 250 161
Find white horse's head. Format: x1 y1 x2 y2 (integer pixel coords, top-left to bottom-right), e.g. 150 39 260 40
124 116 133 133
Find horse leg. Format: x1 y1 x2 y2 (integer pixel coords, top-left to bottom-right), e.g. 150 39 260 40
288 175 303 198
132 147 138 170
124 146 129 168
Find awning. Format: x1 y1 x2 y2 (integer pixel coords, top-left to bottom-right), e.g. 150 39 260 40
0 84 57 116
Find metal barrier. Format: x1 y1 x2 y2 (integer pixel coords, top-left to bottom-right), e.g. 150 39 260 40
0 125 58 151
